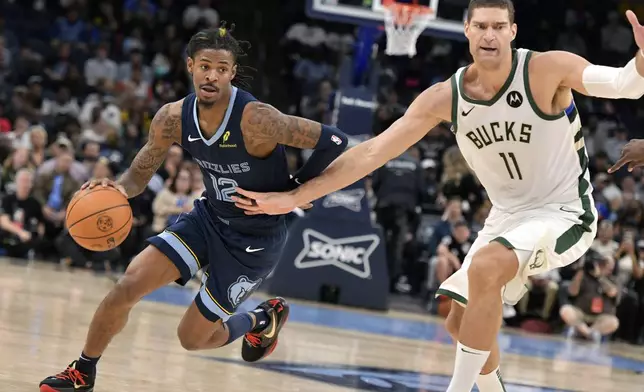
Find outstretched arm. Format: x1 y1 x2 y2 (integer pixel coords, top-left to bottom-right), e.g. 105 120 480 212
541 10 644 173
116 102 181 197
241 102 348 185
546 11 644 99
234 80 452 214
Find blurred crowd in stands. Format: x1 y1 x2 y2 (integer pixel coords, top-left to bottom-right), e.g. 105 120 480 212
0 0 643 345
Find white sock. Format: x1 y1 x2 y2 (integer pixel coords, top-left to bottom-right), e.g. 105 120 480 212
476 366 506 392
446 342 491 392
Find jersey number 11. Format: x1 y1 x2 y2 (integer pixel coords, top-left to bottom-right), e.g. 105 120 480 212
499 152 523 180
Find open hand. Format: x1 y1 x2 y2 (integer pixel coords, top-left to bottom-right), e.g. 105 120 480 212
232 188 312 215
608 139 644 173
80 178 127 198
626 10 644 51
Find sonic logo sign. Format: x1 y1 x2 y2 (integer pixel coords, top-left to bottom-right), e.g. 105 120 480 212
321 189 365 212
293 229 380 279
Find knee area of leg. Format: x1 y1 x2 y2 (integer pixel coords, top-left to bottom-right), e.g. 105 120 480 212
178 332 203 351
467 255 507 288
559 305 575 320
110 272 144 306
177 321 226 351
607 316 620 331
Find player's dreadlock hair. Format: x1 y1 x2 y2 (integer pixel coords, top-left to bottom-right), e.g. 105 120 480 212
186 21 254 89
467 0 515 23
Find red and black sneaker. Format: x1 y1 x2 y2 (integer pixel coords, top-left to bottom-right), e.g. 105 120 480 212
39 361 95 392
241 297 290 362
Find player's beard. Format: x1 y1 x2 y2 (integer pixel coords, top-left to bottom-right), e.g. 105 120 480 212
198 99 216 109
196 81 220 109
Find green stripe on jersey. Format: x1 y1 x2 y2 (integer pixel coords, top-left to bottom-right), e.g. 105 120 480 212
450 74 458 133
554 145 595 254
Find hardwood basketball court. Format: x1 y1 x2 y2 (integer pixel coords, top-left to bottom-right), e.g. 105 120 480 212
0 259 642 391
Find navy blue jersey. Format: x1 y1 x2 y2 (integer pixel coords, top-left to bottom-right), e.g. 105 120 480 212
179 87 291 234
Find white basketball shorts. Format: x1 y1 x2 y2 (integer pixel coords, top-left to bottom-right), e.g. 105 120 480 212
437 198 597 306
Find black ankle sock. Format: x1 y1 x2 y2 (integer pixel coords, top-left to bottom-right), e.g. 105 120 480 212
250 308 270 332
76 352 100 374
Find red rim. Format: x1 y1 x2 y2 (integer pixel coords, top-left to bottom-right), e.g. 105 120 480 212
382 0 434 25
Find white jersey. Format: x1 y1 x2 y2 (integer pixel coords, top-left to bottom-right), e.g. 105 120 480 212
451 48 592 214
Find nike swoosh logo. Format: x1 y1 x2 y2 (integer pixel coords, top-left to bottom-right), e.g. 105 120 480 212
294 178 302 185
188 135 201 142
246 246 264 253
263 310 278 338
462 107 474 116
460 348 482 355
559 206 577 213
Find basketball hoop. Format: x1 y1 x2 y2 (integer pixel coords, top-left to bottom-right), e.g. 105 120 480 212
382 0 434 57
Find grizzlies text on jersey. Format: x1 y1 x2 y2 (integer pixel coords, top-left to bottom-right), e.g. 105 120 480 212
180 87 292 235
147 87 292 323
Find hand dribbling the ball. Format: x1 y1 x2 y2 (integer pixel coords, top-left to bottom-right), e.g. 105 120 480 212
80 178 128 198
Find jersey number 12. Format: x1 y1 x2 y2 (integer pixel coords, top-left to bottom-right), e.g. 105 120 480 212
209 173 238 202
499 152 523 180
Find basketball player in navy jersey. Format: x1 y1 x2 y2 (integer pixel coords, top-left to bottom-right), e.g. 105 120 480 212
39 25 348 392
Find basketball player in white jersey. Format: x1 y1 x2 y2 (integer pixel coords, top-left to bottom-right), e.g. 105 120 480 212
234 1 644 391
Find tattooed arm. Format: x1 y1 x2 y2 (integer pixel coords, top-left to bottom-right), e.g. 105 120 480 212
242 102 325 149
80 102 181 196
84 102 182 197
116 102 182 197
241 101 348 184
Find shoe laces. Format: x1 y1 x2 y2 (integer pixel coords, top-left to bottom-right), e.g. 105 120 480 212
246 333 262 347
267 299 284 312
54 365 88 386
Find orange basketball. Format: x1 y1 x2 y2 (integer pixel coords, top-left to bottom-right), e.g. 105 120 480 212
66 186 133 251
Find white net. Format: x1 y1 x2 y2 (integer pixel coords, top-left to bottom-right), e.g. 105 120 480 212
383 5 433 57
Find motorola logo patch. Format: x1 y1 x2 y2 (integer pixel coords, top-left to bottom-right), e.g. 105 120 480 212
507 91 523 108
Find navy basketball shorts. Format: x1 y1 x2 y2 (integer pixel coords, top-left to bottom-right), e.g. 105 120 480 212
147 200 288 322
